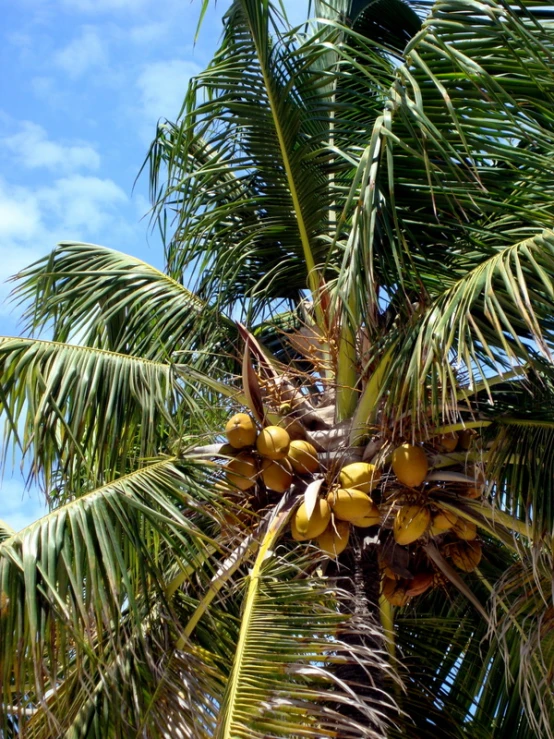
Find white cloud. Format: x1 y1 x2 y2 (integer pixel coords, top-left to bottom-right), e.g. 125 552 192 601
54 26 107 79
0 175 128 314
1 121 100 172
136 59 201 126
38 174 127 232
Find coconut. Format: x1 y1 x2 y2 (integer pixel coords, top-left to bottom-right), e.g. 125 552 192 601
339 462 381 494
225 452 258 491
391 444 428 487
256 425 290 460
438 433 458 452
287 440 319 474
317 521 350 557
429 509 458 536
393 504 431 545
449 540 482 572
453 518 477 541
225 413 257 449
350 503 381 528
261 458 293 493
382 577 410 607
292 498 331 540
327 488 373 523
406 572 434 597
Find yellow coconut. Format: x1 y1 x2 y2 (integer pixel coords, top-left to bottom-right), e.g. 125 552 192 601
406 572 434 597
317 521 350 557
350 503 381 528
429 509 458 536
339 462 381 494
449 540 482 572
391 444 429 487
225 413 257 449
292 498 331 541
327 488 373 523
256 425 290 460
261 458 293 493
383 566 400 581
438 433 458 453
393 504 431 545
225 452 258 491
382 577 410 607
453 518 477 541
287 440 319 474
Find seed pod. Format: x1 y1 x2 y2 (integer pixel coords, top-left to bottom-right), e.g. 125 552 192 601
317 521 350 557
382 577 410 607
225 453 258 491
327 488 373 522
287 440 319 474
339 462 381 493
260 458 293 493
405 572 434 597
350 502 381 528
225 413 257 449
429 509 458 536
391 444 428 487
291 498 331 541
449 540 482 572
453 518 477 541
256 426 291 460
438 433 458 452
393 504 431 545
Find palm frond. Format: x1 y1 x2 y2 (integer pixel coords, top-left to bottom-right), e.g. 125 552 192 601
380 231 554 428
12 242 236 366
146 0 396 324
0 458 222 737
0 337 190 493
215 508 397 738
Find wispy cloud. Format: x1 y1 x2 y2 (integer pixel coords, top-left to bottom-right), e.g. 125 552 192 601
0 174 128 315
1 121 100 171
54 25 108 79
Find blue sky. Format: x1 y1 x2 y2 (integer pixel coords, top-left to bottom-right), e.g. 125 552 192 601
0 0 308 531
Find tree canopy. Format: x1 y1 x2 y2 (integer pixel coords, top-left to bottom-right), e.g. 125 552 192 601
2 0 554 736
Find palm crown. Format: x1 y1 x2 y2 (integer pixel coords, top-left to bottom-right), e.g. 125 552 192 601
2 0 554 736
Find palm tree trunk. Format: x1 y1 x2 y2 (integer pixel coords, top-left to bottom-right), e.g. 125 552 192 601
331 531 391 737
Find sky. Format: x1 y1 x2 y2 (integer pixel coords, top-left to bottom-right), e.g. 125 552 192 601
0 0 308 531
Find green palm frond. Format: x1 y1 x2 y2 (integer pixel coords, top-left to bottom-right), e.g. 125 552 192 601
0 458 222 737
216 510 397 738
147 0 397 324
0 337 189 493
338 0 554 336
13 242 236 365
379 231 554 427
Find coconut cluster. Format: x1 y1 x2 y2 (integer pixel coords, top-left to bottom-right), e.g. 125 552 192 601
381 434 484 606
224 413 319 494
292 462 382 557
222 413 485 602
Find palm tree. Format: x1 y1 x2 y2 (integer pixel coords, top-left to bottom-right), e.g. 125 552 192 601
2 0 554 735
